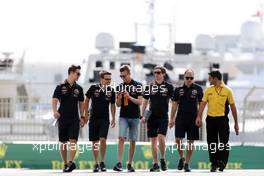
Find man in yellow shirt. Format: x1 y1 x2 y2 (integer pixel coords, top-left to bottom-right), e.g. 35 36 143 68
195 71 239 172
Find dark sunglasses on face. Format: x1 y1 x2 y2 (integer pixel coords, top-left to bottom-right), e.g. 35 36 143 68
154 71 162 75
120 74 127 78
76 72 81 76
185 77 194 80
104 78 111 81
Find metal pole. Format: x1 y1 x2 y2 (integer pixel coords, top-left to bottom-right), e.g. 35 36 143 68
242 86 256 146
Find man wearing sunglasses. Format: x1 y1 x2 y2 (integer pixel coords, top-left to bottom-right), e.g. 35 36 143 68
113 65 143 172
141 66 174 172
52 65 85 172
84 70 116 172
169 69 203 172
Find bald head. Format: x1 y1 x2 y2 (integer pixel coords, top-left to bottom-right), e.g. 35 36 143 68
184 69 194 87
184 69 194 77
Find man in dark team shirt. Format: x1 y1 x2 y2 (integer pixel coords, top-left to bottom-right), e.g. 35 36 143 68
141 66 174 172
169 69 203 172
84 70 116 172
52 65 85 173
113 65 143 172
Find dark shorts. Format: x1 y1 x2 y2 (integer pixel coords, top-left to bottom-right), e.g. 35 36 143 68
147 116 168 138
58 118 80 142
89 118 110 141
175 116 199 140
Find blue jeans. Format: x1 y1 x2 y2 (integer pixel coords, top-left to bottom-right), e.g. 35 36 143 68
119 117 139 141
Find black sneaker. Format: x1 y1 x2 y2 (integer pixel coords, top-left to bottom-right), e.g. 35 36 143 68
150 163 160 172
210 165 217 172
93 163 100 172
62 164 68 172
218 161 225 172
127 163 135 172
177 158 185 170
160 159 167 171
113 162 122 172
184 163 191 172
64 161 76 172
100 162 107 172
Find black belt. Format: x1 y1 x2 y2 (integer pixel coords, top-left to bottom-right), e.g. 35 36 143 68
207 115 226 118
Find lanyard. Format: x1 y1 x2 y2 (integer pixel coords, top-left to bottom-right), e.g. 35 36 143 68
215 87 223 96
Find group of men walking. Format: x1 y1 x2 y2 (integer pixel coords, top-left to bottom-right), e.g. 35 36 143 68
52 64 239 173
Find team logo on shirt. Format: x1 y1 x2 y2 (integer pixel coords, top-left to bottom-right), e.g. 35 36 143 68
192 89 197 96
106 92 112 101
150 91 157 95
191 89 198 99
106 92 112 97
179 89 184 96
130 91 137 96
161 87 168 96
61 86 68 94
130 86 138 96
94 89 100 97
73 89 79 97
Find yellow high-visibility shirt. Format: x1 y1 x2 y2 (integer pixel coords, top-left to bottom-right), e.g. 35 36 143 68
202 82 235 117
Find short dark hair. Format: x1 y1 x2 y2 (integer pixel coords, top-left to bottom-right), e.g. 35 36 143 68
119 65 131 74
68 65 81 75
209 70 222 80
100 70 111 79
154 65 166 74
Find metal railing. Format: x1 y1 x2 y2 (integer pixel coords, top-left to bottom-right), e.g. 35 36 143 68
0 86 263 145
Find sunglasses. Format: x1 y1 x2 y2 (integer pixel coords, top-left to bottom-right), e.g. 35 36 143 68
154 71 162 75
76 72 81 76
120 74 127 78
104 78 111 81
185 77 194 80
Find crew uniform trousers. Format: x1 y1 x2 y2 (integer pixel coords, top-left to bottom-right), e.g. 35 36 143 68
206 116 230 167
